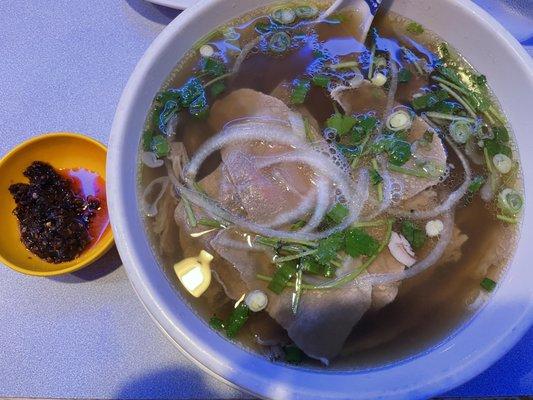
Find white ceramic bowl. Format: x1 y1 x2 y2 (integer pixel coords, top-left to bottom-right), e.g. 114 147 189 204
108 1 533 398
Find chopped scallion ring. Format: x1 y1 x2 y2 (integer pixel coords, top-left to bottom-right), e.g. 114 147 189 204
272 8 296 25
386 109 412 131
295 5 319 19
199 44 215 58
269 32 291 53
371 72 387 87
497 188 523 216
449 120 473 144
493 153 513 174
245 290 269 312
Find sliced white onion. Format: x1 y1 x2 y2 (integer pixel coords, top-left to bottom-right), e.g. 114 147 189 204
265 188 316 228
300 177 331 233
390 136 471 219
141 151 164 168
365 212 454 285
288 111 306 140
142 177 170 217
232 37 261 74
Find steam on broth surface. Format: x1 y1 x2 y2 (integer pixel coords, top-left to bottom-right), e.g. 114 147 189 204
138 2 522 368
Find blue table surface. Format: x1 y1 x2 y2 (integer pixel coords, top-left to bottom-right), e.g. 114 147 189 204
0 1 531 398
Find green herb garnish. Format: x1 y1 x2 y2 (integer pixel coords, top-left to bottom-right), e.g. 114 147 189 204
406 22 424 35
179 77 205 107
468 176 486 194
312 75 331 88
210 81 226 97
480 277 497 292
225 302 251 338
150 135 170 158
412 90 450 111
314 232 345 265
291 79 311 105
268 260 298 294
201 57 226 78
326 203 349 224
326 112 357 136
209 316 225 331
345 228 380 257
401 220 426 250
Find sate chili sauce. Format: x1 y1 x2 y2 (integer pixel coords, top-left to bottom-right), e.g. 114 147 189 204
8 161 109 263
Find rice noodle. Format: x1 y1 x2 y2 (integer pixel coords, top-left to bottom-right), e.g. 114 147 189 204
142 177 170 217
390 136 472 219
364 212 454 285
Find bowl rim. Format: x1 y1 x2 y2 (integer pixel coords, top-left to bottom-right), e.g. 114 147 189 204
0 132 114 277
108 0 533 398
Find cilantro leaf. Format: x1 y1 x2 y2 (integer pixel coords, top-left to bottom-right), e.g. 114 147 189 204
268 260 298 294
401 220 426 250
412 89 450 111
468 175 486 194
484 139 512 158
388 139 412 166
326 203 349 224
179 78 205 107
202 57 227 78
326 112 357 136
493 126 510 143
312 75 331 88
210 81 226 97
291 79 311 105
314 232 345 265
345 228 379 258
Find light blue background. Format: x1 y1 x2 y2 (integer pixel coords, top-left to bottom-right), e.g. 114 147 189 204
0 0 531 398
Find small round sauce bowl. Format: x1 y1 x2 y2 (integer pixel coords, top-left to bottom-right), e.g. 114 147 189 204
0 132 114 276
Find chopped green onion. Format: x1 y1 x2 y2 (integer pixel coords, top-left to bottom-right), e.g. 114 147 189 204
182 197 197 228
426 112 475 124
449 120 474 144
268 260 298 294
371 72 388 87
291 269 303 315
225 302 251 338
406 22 424 35
271 7 296 25
269 32 291 53
480 277 497 292
398 68 412 83
291 79 311 105
255 21 273 34
326 112 357 136
150 135 170 158
326 203 349 224
386 110 413 132
437 83 477 119
401 220 426 250
412 90 449 111
496 214 519 224
209 316 225 330
198 218 226 229
294 5 319 19
274 249 316 264
312 75 331 88
328 61 359 70
468 176 486 194
493 153 513 174
498 188 523 216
